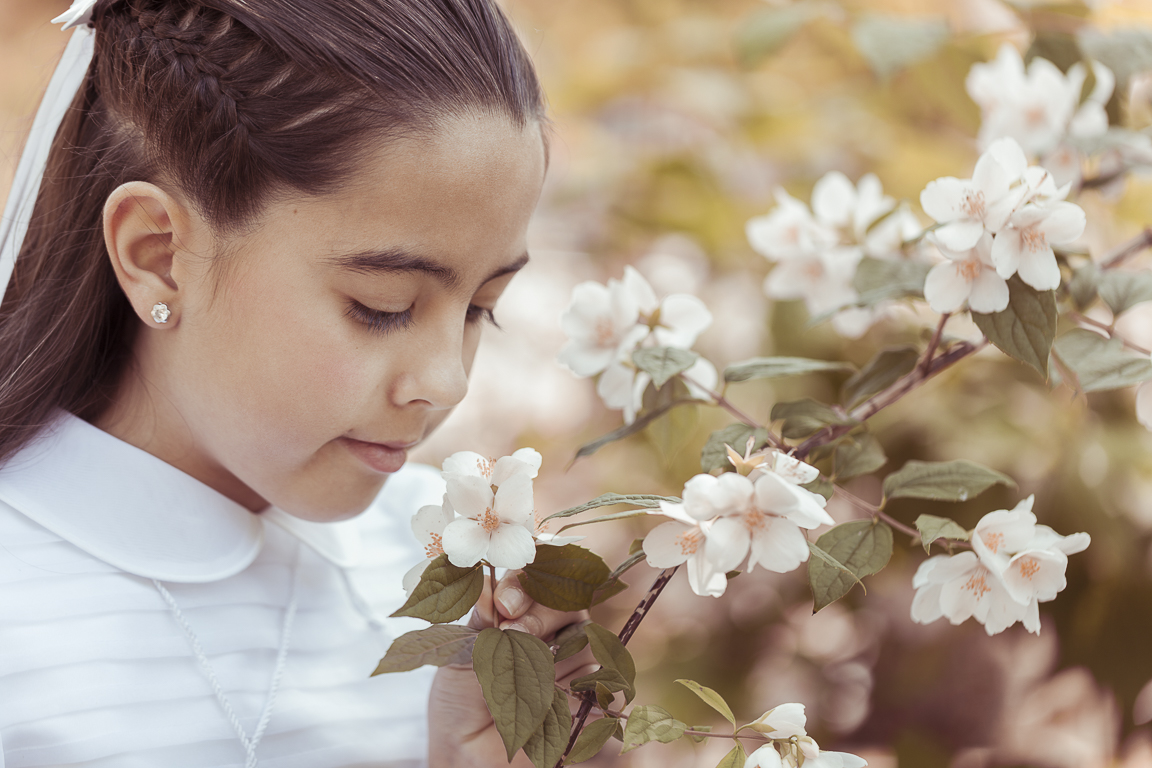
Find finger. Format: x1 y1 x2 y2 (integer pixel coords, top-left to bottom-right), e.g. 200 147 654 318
466 573 497 630
500 605 589 640
493 571 530 621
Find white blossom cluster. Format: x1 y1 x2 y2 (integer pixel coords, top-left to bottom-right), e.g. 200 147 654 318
745 172 921 338
920 137 1086 312
403 448 581 590
743 703 866 768
911 496 1090 636
967 44 1113 185
643 447 833 598
556 266 716 423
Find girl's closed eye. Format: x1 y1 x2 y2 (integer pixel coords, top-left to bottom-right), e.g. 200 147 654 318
346 300 501 334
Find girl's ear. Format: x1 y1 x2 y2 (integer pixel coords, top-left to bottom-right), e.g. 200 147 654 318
103 182 191 328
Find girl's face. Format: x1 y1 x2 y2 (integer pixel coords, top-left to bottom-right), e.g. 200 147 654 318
103 113 547 521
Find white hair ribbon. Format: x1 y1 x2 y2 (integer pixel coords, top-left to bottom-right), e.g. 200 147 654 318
0 22 95 307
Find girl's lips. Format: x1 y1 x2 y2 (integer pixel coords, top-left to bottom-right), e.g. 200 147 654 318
340 437 408 474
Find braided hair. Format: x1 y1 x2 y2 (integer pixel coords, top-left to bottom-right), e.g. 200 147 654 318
0 0 545 464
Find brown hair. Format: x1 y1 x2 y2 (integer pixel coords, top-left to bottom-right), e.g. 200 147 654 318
0 0 544 464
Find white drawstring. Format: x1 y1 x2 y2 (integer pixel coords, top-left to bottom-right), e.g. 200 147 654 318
154 541 301 768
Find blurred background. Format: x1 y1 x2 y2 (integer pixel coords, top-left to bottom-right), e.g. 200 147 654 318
5 0 1152 765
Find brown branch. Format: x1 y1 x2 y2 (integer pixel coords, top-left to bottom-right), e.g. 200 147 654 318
556 567 679 766
919 313 950 377
1101 227 1152 270
833 484 918 539
680 373 785 449
792 340 986 461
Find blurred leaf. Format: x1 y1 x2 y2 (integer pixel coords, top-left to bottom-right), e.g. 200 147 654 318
883 459 1015 502
1069 264 1100 309
390 555 483 624
1025 30 1083 73
724 356 854 383
585 623 636 701
544 493 679 524
853 257 931 299
573 399 698 461
633 346 699 389
522 689 571 768
1078 28 1152 86
735 3 820 66
803 475 834 501
701 424 770 474
688 725 712 743
1052 328 1152 392
621 705 687 753
841 345 920 408
850 13 950 79
472 628 556 761
972 276 1057 377
518 544 610 612
770 398 858 439
675 679 736 727
372 625 479 675
567 717 619 764
646 392 700 465
716 743 748 768
834 433 887 480
1097 270 1152 315
809 521 894 612
552 621 590 663
915 514 971 553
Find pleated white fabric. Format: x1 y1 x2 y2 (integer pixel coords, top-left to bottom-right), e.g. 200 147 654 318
0 412 444 768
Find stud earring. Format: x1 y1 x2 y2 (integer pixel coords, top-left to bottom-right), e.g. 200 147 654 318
151 302 171 324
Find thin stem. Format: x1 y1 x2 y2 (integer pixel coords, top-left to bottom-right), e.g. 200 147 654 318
793 340 986 461
833 484 918 539
556 567 680 767
680 373 785 449
919 313 950 377
487 564 497 607
1068 311 1152 356
594 706 771 743
1101 227 1152 270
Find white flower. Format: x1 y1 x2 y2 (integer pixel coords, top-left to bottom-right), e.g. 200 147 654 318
971 496 1039 572
442 448 542 482
643 506 730 598
763 246 863 316
744 745 784 768
911 551 1032 635
990 200 1085 291
598 355 718 425
806 751 868 768
747 189 839 262
919 138 1028 251
402 499 456 595
923 232 1009 314
748 702 808 738
51 0 98 30
440 469 537 570
557 274 647 377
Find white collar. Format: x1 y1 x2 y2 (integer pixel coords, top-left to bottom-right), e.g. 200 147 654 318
0 411 362 582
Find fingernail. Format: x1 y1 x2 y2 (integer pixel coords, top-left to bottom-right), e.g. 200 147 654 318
498 587 528 617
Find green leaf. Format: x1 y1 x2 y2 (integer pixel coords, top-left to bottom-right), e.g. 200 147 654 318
552 621 590 663
389 555 484 624
841 345 919 408
1068 263 1099 309
621 705 687 753
1098 270 1152 315
735 3 820 66
808 521 894 612
723 356 855 383
770 398 858 439
1052 328 1152 392
882 459 1016 502
632 346 699 389
716 743 748 768
471 628 557 761
518 544 611 612
543 493 680 524
701 424 770 474
522 688 571 768
608 549 647 583
971 275 1057 377
590 577 628 607
852 257 932 300
585 622 636 701
372 625 479 675
675 679 736 727
688 725 712 743
567 717 619 764
807 541 864 586
570 667 631 695
573 399 699 461
833 433 887 480
850 13 950 78
915 514 971 553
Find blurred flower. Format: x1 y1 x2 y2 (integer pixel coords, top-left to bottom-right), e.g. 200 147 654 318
923 232 1009 314
557 270 649 377
990 201 1086 290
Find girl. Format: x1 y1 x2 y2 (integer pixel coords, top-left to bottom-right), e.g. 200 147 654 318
0 1 589 765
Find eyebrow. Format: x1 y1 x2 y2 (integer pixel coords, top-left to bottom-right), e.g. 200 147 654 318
329 248 529 289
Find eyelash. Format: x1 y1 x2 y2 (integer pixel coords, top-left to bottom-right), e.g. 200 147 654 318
346 301 500 334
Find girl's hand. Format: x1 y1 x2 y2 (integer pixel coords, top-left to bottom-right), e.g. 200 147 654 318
427 571 595 767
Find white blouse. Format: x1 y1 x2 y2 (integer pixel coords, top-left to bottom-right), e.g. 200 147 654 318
0 412 444 768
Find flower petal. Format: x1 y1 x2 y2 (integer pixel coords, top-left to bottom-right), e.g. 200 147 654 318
442 451 490 478
705 516 752 573
484 524 538 570
493 472 534 524
653 293 712 348
748 516 810 573
644 520 700 568
967 265 1010 313
444 474 494 520
924 261 972 314
934 219 986 252
441 518 490 568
